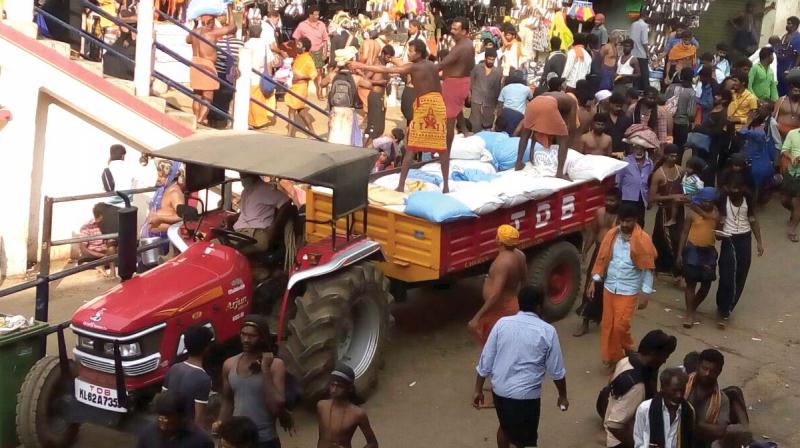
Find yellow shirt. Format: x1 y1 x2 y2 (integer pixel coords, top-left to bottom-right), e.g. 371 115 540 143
727 89 757 132
688 213 717 247
97 0 117 29
285 53 317 110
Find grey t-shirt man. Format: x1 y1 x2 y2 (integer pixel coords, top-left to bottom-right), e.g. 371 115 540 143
630 18 649 59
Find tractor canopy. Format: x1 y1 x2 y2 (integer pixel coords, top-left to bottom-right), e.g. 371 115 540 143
151 130 377 220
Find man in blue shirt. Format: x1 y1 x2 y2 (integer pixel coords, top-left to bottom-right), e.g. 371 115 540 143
590 204 657 367
473 286 568 448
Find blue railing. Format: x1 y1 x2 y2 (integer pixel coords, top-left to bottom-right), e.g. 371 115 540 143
36 5 233 121
36 3 331 139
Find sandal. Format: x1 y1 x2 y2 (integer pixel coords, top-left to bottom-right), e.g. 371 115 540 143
789 233 800 243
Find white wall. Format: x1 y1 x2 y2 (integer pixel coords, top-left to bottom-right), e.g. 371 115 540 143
0 23 193 278
40 104 157 261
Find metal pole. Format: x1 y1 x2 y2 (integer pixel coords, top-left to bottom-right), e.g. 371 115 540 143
134 0 154 97
39 197 54 277
34 276 49 323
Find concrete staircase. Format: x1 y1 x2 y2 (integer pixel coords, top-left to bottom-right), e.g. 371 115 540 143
38 36 199 130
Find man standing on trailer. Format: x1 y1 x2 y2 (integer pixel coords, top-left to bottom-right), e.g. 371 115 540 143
468 225 528 345
349 40 449 192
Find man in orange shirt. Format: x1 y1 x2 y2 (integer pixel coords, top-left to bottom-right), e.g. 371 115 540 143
286 38 318 138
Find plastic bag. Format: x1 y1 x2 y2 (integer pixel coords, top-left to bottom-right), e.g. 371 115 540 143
404 191 477 223
186 0 226 21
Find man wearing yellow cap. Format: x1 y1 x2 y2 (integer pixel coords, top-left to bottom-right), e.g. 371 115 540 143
468 224 528 344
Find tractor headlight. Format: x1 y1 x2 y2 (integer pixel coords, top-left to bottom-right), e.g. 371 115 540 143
103 342 142 358
77 336 94 351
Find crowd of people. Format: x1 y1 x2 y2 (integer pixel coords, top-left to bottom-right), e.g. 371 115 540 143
65 1 800 447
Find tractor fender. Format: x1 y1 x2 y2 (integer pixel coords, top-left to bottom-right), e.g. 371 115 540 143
277 238 385 340
286 239 385 290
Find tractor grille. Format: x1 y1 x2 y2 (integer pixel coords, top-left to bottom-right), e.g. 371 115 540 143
74 350 161 376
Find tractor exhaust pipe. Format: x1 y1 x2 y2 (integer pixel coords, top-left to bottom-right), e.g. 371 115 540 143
116 192 137 282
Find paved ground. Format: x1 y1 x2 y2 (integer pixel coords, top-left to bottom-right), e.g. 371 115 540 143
3 200 799 448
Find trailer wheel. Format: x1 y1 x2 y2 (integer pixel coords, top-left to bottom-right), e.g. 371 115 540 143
528 242 582 322
280 262 393 402
17 356 80 448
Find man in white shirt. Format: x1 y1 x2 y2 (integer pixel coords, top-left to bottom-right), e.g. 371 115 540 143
633 368 694 448
261 10 284 68
99 144 139 235
562 33 592 89
473 286 569 448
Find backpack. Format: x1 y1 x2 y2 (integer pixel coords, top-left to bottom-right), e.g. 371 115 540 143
101 167 115 192
328 71 357 109
595 356 646 419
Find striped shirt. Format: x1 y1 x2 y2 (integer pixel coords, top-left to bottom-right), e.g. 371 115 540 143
215 36 245 76
476 311 566 400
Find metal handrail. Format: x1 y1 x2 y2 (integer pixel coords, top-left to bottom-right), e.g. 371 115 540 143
78 1 235 97
251 68 331 117
81 0 136 33
248 96 324 141
154 9 228 58
33 7 232 120
153 42 234 90
156 5 329 120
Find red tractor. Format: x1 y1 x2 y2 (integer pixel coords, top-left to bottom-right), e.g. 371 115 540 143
17 132 612 446
17 134 393 447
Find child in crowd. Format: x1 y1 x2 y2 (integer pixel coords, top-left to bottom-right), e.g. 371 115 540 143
683 156 706 196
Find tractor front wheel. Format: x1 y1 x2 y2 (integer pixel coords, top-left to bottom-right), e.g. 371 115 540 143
17 356 80 448
528 241 582 322
280 262 393 402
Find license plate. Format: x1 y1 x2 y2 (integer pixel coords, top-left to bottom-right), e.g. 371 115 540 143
74 378 127 413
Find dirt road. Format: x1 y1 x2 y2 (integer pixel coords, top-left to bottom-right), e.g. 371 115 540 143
3 200 798 447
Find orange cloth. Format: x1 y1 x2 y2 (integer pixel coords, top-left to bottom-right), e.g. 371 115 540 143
190 56 219 91
407 92 448 153
471 296 520 345
592 224 657 277
523 96 569 138
685 373 722 423
600 289 638 363
668 43 697 62
248 85 276 128
286 52 317 110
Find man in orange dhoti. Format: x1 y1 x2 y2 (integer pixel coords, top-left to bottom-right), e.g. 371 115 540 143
186 12 234 125
468 225 528 344
590 203 657 366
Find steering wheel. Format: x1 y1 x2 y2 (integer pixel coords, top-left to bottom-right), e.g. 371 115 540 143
211 227 258 249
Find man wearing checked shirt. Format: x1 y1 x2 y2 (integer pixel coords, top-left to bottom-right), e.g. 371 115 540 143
588 203 658 368
473 286 569 448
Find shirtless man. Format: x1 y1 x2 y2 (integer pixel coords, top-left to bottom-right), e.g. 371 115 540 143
316 364 378 448
516 93 573 178
146 160 185 235
598 32 620 91
364 45 396 145
438 17 476 188
186 10 235 124
579 112 613 156
468 225 528 345
574 187 620 337
774 81 800 138
349 40 448 192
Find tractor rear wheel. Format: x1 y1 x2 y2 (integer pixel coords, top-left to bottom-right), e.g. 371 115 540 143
280 262 393 402
17 356 80 448
528 241 582 322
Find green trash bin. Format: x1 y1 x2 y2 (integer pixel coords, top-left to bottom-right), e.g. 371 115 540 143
0 318 49 448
